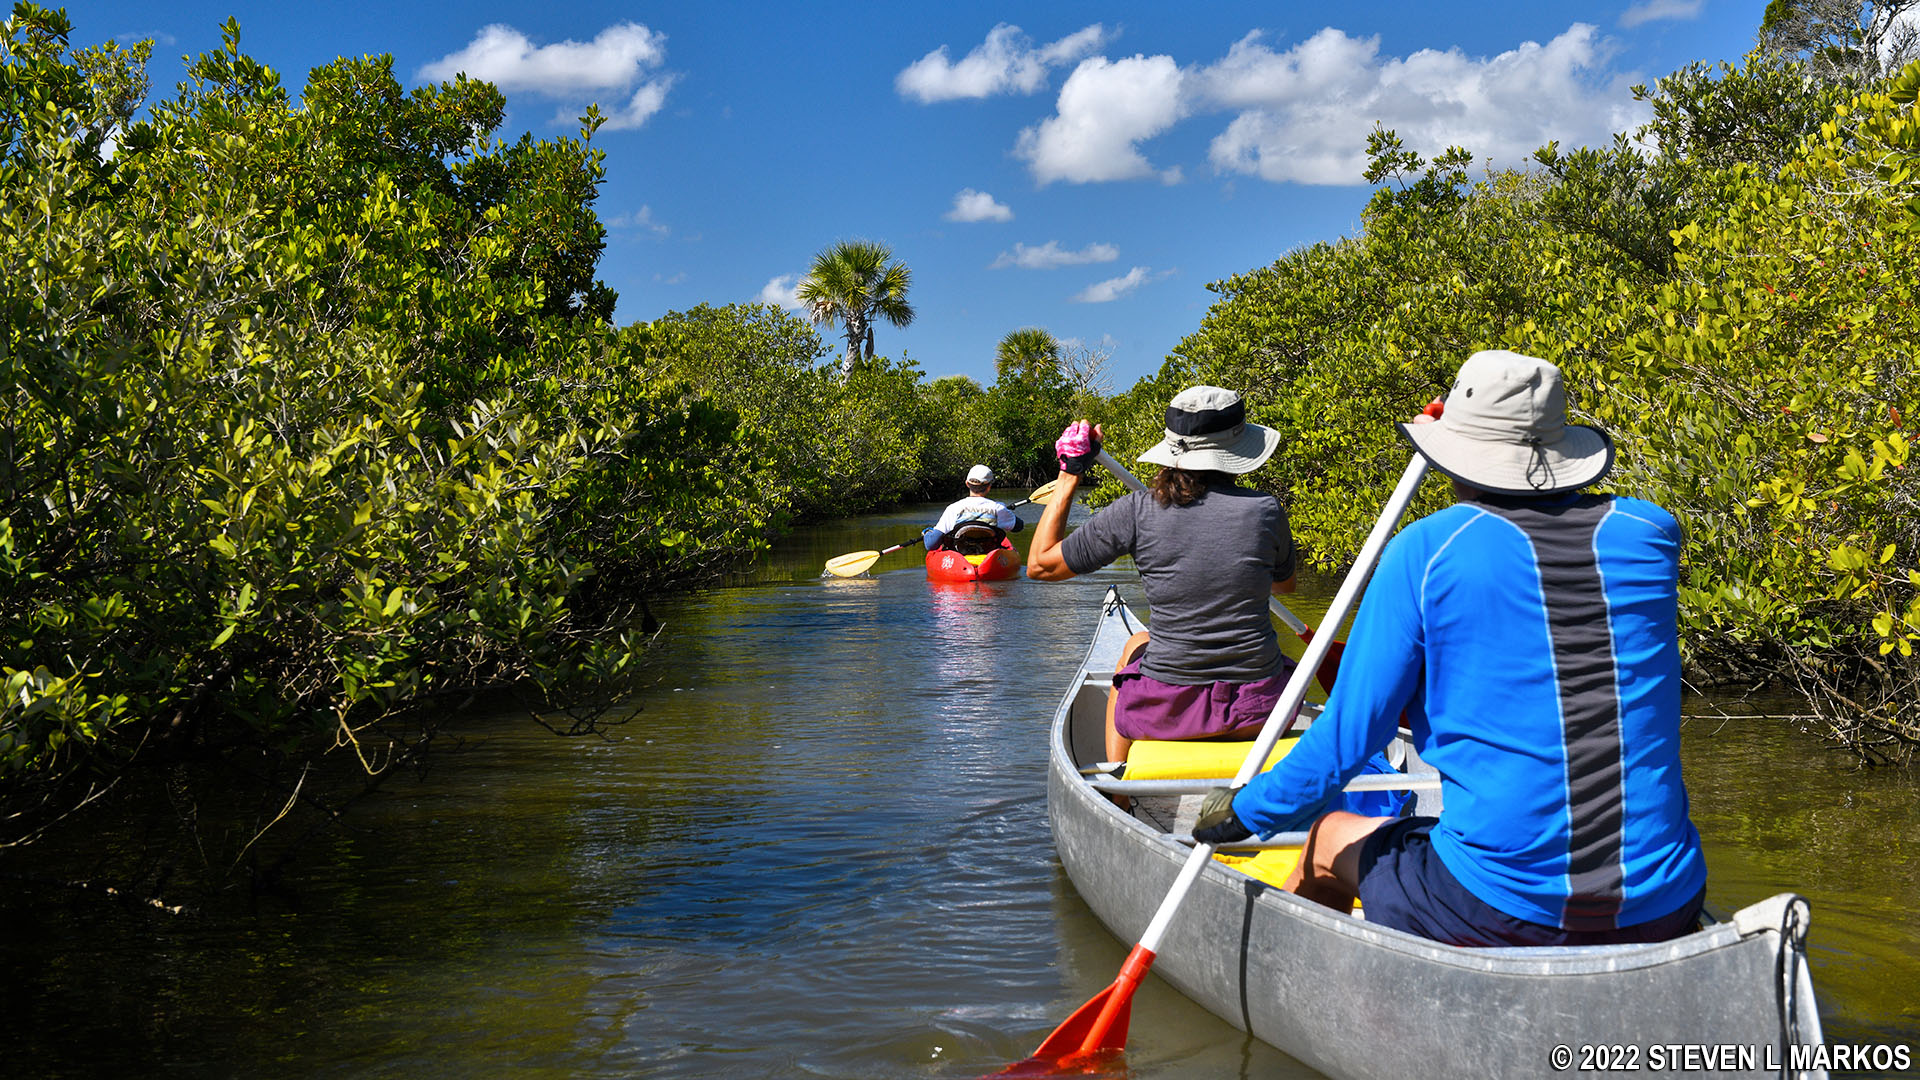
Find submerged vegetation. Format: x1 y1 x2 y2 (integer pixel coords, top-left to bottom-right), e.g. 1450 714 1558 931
3 1 1918 903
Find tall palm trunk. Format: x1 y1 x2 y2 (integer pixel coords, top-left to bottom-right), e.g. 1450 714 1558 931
841 314 870 377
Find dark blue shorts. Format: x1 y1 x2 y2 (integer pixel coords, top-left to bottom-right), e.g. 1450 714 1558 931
1354 816 1706 947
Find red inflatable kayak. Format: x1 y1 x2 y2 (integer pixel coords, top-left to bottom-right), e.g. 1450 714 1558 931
925 538 1020 583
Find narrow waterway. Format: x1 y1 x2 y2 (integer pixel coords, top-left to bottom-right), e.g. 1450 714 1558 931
3 499 1916 1078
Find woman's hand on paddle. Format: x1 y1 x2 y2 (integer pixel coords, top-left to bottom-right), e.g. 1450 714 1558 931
1191 787 1253 845
1056 421 1103 476
1030 424 1099 582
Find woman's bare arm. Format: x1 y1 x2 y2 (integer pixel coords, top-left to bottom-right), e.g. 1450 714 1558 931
1025 470 1083 582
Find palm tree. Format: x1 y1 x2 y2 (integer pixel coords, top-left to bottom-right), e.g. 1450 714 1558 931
795 240 915 378
994 327 1061 383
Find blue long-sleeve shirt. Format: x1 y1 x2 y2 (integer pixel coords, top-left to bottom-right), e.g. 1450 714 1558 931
1231 491 1707 931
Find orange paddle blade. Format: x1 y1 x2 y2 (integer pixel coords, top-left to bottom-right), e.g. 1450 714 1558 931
986 945 1152 1076
987 1046 1124 1077
1032 981 1131 1060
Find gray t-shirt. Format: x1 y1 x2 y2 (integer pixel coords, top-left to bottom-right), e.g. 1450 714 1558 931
1061 484 1295 685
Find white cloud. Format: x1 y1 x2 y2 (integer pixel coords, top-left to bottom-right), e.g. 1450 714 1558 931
1037 25 1112 67
598 76 677 131
1884 8 1920 65
1619 1 1704 29
1058 333 1119 351
421 22 675 130
423 23 662 93
945 188 1014 222
896 23 1110 103
994 23 1652 188
653 271 687 285
990 240 1119 269
1071 266 1152 303
1017 55 1186 185
1198 24 1645 185
757 274 803 310
115 30 176 47
605 205 670 236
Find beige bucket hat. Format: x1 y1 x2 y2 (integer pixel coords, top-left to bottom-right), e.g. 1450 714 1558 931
1137 386 1282 474
1400 350 1613 495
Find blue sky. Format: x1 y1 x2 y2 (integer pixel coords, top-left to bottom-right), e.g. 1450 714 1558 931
75 2 1770 389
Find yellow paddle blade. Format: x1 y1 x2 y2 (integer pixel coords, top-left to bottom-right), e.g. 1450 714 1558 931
823 550 882 577
1025 479 1061 505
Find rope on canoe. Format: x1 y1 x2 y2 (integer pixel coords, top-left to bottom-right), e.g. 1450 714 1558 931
1104 586 1140 637
1773 895 1811 1079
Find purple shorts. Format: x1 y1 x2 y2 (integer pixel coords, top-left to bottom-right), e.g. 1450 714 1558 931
1355 816 1707 947
1110 659 1290 741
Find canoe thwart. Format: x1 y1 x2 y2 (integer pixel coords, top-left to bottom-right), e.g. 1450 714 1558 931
1087 774 1442 796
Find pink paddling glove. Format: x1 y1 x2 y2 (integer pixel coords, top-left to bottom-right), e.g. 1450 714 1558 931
1055 421 1101 475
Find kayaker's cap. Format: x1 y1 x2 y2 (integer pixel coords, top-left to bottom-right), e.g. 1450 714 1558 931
1137 386 1281 474
966 464 995 486
1399 350 1614 495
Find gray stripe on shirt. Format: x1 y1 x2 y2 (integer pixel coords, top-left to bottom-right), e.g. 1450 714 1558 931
1480 496 1626 930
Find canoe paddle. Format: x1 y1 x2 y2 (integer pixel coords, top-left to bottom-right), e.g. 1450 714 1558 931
1089 450 1346 693
997 451 1430 1075
822 479 1061 578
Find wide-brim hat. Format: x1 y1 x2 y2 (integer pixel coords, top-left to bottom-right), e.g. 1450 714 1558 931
1399 350 1613 495
1137 385 1281 474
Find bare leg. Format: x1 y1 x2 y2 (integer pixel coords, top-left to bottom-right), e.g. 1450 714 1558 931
1105 631 1151 763
1102 632 1151 811
1282 811 1393 914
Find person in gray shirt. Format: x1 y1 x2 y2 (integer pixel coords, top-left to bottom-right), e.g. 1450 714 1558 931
1028 386 1297 768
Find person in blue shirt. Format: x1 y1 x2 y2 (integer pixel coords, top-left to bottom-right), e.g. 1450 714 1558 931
1194 350 1707 947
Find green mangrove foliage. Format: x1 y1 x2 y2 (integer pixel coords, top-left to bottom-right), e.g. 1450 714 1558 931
1112 50 1920 758
635 303 952 514
1512 62 1920 758
0 4 1093 870
0 7 772 863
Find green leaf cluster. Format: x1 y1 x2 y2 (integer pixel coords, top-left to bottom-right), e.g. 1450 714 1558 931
0 5 781 854
1107 42 1920 759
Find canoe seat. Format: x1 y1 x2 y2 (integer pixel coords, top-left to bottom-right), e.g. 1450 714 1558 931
947 521 1006 555
1123 734 1302 780
1213 848 1303 887
1213 847 1364 911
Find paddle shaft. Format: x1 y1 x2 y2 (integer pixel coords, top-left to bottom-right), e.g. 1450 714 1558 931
1090 450 1310 634
1073 452 1430 1054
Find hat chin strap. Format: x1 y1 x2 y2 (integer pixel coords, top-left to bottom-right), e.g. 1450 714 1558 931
1522 435 1555 490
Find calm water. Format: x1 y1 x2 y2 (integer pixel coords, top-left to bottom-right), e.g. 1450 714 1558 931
3 499 1916 1078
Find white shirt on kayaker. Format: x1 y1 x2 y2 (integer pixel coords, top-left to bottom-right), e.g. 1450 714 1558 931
932 495 1020 536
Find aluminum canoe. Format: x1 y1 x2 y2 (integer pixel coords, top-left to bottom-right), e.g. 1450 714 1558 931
1046 587 1826 1079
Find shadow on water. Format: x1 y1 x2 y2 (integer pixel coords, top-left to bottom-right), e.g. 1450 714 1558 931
0 498 1914 1077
